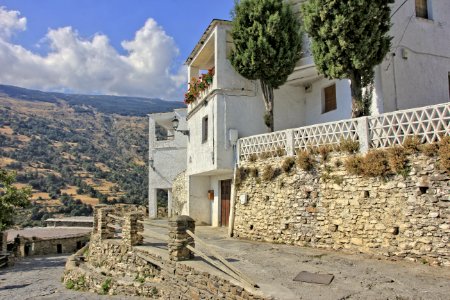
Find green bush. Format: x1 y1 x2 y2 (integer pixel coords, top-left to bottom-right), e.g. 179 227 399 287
65 279 75 290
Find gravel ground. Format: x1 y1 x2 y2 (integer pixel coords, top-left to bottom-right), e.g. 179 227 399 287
0 255 140 300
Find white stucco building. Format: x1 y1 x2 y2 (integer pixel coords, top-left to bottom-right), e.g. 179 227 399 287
180 0 450 226
148 109 187 218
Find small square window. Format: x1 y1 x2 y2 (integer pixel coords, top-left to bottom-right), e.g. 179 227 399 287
416 0 429 19
323 84 337 114
202 116 208 143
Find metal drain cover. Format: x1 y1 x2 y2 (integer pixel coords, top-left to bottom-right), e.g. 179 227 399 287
293 271 334 285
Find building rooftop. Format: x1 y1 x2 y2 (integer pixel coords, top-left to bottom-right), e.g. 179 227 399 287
185 19 231 65
44 216 93 223
6 227 91 243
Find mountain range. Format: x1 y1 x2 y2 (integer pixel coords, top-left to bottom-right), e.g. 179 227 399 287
0 84 183 226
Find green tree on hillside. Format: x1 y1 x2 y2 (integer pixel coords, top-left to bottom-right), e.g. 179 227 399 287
0 169 31 230
230 0 302 132
302 0 394 117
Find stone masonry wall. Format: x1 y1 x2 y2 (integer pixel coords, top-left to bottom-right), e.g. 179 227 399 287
234 153 449 266
64 205 268 299
171 170 187 216
67 237 267 299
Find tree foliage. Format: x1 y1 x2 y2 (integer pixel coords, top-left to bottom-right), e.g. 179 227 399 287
301 0 394 117
231 0 302 131
0 168 31 230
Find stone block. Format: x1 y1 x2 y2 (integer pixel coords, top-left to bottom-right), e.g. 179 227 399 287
351 238 363 246
169 215 195 261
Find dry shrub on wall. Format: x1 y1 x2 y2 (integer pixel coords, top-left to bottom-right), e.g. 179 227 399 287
261 165 275 181
296 149 315 171
387 146 409 176
345 150 390 177
344 155 364 175
249 167 259 177
362 149 390 177
438 136 450 173
318 144 333 162
235 167 248 187
420 142 439 157
281 157 295 173
403 136 421 154
275 147 286 157
248 154 258 162
259 151 271 160
339 138 359 154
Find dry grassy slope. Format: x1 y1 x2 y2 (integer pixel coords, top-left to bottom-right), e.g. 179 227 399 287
0 95 149 217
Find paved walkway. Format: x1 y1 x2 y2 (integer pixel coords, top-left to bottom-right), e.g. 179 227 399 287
1 223 449 300
145 221 450 300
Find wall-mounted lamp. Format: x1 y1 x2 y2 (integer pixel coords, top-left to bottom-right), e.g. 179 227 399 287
172 116 189 136
149 158 155 170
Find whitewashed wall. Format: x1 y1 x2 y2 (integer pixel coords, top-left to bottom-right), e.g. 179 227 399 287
148 110 187 218
380 0 450 112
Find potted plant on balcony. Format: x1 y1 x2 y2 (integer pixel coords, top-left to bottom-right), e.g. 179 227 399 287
184 68 215 105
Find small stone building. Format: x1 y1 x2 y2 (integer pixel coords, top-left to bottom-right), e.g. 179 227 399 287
6 227 91 257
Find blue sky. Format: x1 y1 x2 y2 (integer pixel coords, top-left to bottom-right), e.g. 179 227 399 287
0 0 235 101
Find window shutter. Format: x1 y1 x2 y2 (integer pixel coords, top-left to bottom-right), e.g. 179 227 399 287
324 84 337 113
415 0 428 19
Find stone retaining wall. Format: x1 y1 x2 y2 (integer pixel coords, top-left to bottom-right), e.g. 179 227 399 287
64 205 268 299
65 237 266 299
234 153 449 266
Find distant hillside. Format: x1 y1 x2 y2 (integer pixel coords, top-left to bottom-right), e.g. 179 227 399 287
0 85 181 227
0 84 184 116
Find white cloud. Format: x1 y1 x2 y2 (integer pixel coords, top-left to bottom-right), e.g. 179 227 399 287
0 7 187 100
0 6 26 39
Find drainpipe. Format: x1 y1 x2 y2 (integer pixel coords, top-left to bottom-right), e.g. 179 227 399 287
228 143 238 237
392 52 399 110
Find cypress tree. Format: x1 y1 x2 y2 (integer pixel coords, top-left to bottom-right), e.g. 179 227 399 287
231 0 302 132
302 0 394 117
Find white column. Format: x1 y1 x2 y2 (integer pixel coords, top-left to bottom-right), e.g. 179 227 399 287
215 26 227 90
285 129 295 156
167 189 173 218
357 117 370 153
148 188 157 219
371 65 385 115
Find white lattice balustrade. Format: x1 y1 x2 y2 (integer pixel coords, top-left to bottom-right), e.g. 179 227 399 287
293 119 359 150
238 102 450 163
238 131 287 161
369 103 450 148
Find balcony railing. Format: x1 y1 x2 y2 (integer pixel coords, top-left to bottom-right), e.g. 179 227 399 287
238 102 450 163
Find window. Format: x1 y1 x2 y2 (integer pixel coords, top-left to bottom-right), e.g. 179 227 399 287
323 84 337 113
415 0 429 19
448 72 450 100
202 116 208 143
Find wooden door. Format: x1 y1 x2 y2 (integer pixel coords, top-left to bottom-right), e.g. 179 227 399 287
220 180 232 227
